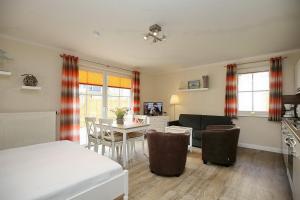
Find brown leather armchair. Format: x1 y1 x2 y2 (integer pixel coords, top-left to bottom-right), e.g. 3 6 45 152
201 125 240 166
147 131 189 176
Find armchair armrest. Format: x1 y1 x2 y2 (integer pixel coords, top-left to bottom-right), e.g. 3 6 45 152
168 120 180 126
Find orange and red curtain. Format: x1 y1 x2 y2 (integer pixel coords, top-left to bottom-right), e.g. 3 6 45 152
60 54 80 141
269 57 282 121
132 71 140 114
224 64 237 118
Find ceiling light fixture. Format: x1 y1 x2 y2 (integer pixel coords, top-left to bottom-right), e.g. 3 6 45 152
144 24 166 43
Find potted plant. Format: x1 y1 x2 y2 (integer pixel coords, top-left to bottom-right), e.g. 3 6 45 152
111 107 129 124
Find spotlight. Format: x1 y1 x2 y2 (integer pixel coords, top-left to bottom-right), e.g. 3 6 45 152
143 35 148 40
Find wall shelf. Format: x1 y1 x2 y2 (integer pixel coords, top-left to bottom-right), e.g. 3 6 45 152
21 86 42 90
0 70 12 76
178 88 208 92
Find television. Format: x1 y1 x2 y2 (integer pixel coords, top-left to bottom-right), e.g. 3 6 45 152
143 102 163 116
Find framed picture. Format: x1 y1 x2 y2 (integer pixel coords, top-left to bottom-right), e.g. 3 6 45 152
188 80 201 89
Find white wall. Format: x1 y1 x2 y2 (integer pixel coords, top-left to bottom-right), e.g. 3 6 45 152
0 37 133 142
140 50 300 152
0 37 62 113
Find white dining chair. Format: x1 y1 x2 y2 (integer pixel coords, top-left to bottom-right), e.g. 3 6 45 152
127 115 147 156
99 118 124 160
85 117 101 153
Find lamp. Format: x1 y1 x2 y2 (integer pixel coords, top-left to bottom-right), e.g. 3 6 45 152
170 94 179 120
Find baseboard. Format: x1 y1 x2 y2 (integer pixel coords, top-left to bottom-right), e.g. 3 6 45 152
238 143 281 153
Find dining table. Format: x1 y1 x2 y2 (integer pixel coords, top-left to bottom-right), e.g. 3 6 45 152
97 121 150 168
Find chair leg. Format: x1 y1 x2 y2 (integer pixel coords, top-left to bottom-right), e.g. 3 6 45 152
126 142 131 160
102 144 105 155
112 144 115 160
142 139 145 155
116 146 119 158
131 141 135 157
88 140 91 150
94 143 98 153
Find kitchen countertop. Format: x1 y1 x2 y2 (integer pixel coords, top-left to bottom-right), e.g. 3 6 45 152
282 118 300 142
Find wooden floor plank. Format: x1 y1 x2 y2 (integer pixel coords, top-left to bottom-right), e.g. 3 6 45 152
126 146 291 200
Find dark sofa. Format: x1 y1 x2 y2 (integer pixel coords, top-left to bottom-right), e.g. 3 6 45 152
168 114 233 147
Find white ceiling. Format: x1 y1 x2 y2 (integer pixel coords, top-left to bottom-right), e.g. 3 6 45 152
0 0 300 72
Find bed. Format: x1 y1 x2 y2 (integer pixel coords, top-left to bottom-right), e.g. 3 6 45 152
0 140 128 200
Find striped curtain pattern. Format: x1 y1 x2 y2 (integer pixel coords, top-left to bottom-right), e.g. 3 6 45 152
224 64 238 118
132 71 140 114
60 54 80 141
268 57 282 121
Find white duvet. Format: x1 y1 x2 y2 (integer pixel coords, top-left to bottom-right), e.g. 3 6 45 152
0 140 122 200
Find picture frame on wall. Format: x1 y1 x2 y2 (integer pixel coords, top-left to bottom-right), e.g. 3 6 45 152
188 80 201 89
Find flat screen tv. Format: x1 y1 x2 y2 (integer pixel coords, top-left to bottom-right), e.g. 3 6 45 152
143 102 163 116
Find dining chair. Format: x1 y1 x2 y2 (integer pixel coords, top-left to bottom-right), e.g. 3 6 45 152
85 117 101 153
99 118 124 160
128 115 147 156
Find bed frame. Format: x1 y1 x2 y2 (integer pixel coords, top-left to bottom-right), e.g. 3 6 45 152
70 170 128 200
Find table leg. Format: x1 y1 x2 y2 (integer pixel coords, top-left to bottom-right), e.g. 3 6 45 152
122 130 127 168
189 129 193 152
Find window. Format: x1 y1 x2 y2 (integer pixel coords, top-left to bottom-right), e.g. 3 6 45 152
79 70 104 145
238 71 269 116
78 70 132 145
107 75 132 118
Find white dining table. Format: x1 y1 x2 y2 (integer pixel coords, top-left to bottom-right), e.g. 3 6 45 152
97 121 150 168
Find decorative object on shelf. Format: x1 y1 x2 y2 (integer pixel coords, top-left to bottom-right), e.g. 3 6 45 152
170 94 179 120
111 107 129 124
202 75 209 88
143 24 166 43
188 80 200 89
21 74 38 86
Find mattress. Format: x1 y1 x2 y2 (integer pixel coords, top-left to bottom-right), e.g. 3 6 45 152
0 140 123 200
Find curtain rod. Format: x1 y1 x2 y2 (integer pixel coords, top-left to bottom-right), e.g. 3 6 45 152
60 54 134 72
224 56 288 67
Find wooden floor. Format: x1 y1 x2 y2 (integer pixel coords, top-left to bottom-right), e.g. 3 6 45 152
126 146 291 200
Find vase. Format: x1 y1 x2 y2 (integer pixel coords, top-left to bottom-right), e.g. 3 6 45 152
116 118 124 125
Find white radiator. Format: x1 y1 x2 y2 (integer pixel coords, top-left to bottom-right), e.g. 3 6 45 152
0 111 56 150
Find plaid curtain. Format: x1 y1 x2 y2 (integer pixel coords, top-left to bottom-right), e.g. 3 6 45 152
60 54 80 141
224 64 237 118
269 57 282 121
132 71 140 114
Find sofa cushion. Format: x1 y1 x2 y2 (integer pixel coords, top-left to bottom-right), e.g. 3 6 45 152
200 115 233 130
179 114 201 129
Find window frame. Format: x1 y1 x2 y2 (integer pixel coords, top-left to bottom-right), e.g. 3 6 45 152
237 70 270 117
79 68 132 119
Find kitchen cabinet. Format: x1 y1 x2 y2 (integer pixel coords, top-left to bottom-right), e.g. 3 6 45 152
282 119 300 200
294 139 300 200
